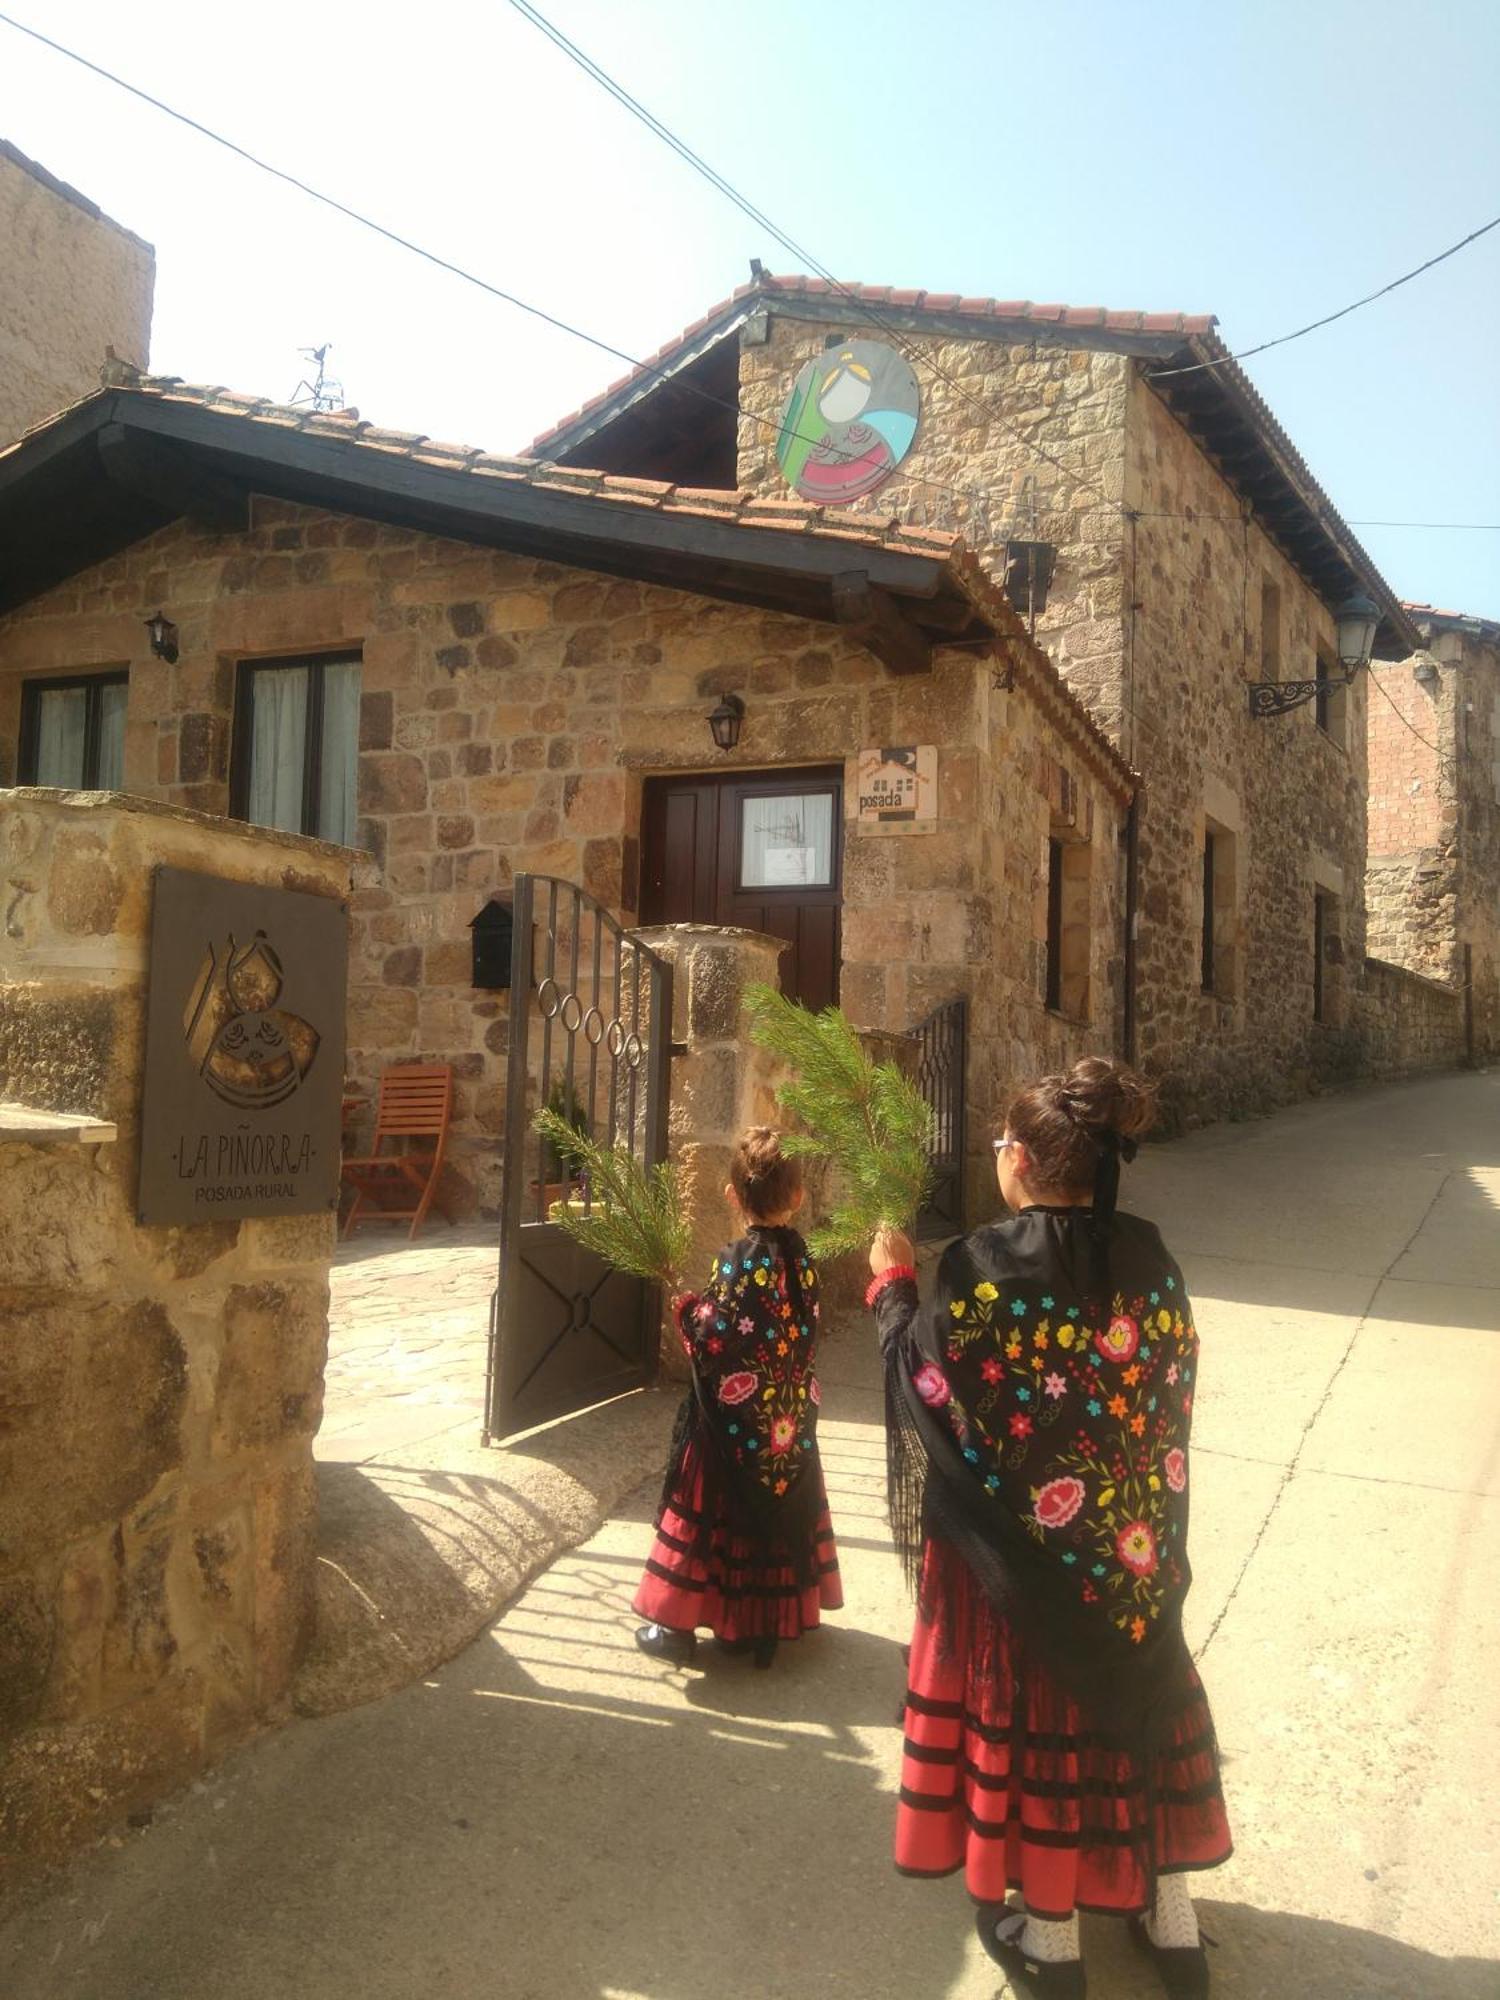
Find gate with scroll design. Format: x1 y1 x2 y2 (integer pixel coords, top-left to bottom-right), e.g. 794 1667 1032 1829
912 996 967 1241
485 875 673 1441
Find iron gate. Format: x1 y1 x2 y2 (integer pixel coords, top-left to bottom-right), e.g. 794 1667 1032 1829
485 875 673 1441
912 996 967 1241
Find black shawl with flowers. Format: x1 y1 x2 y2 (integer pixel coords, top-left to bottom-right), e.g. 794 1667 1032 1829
876 1207 1204 1748
663 1225 825 1573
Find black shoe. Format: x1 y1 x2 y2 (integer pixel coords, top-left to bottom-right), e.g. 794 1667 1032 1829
634 1622 697 1665
714 1634 780 1668
1128 1914 1211 1997
975 1907 1086 1997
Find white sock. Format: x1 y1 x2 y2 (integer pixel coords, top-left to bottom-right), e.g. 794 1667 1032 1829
1144 1873 1199 1948
994 1907 1082 1963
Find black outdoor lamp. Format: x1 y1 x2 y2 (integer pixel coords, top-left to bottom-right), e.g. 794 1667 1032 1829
1248 589 1382 718
143 611 179 664
1335 592 1381 673
707 692 745 752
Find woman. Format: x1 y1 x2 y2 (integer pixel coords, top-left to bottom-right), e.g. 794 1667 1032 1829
867 1058 1231 1998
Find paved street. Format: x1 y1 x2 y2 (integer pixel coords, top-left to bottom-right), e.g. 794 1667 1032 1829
2 1072 1497 1999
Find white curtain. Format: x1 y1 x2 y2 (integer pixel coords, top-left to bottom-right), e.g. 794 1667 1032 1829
740 792 834 889
33 686 88 786
97 681 127 790
317 660 360 845
247 666 308 834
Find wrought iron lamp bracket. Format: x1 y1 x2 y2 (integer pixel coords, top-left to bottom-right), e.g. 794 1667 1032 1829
1247 668 1356 718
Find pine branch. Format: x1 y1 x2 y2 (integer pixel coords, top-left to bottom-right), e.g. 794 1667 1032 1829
746 985 934 1258
533 1109 691 1292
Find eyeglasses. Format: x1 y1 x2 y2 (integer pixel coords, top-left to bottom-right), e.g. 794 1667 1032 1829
992 1138 1018 1157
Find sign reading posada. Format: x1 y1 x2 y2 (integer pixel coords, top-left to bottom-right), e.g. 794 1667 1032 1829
856 745 937 828
138 867 348 1224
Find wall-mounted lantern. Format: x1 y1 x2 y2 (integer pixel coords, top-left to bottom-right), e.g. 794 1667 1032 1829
1003 541 1057 623
143 611 179 664
1249 591 1383 718
707 692 745 753
469 895 514 989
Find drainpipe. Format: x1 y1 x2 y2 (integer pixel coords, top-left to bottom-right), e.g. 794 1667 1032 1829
1123 789 1141 1063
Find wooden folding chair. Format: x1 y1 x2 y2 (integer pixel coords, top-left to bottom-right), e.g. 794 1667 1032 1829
339 1063 454 1241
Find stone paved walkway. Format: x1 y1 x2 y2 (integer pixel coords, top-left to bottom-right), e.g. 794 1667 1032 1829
319 1221 499 1463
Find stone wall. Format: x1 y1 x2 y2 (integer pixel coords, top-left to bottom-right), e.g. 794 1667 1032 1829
0 498 1129 1216
733 310 1371 1124
0 792 346 1885
1358 957 1466 1079
0 142 154 447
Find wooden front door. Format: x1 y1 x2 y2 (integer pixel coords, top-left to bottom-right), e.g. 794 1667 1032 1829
640 768 843 1011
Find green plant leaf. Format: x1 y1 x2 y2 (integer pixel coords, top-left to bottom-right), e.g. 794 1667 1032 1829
745 983 934 1258
532 1108 690 1291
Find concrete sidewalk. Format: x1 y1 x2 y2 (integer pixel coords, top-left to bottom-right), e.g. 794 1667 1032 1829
2 1072 1496 1998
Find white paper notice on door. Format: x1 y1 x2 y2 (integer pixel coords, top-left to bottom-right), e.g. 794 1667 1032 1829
759 844 817 885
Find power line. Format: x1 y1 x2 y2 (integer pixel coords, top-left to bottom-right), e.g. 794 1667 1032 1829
503 0 1095 496
0 7 1039 530
1152 212 1500 379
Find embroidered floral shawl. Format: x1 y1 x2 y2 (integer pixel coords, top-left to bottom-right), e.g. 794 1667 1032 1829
876 1207 1204 1743
665 1225 825 1565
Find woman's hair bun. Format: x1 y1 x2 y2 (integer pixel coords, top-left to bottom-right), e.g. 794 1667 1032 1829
1057 1057 1157 1141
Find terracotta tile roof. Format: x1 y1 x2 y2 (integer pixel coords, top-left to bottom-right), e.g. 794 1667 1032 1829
525 273 1216 455
5 368 1136 795
1402 601 1500 640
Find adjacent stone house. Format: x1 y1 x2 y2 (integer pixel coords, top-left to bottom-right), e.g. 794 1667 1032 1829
530 274 1424 1120
1368 605 1500 1061
0 376 1133 1213
0 139 154 448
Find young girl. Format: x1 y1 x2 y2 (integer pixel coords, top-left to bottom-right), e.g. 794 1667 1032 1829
633 1127 842 1670
867 1059 1231 1998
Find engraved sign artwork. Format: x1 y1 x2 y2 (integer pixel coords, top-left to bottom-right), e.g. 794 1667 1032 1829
139 867 348 1224
856 744 937 829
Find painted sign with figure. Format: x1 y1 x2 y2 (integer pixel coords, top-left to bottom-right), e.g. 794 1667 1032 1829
138 867 348 1223
856 745 937 828
775 338 920 504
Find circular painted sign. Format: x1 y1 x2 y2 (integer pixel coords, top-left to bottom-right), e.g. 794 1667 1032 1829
774 338 920 505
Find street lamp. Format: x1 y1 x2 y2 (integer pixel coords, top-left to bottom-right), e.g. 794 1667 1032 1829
1248 589 1383 718
143 611 179 664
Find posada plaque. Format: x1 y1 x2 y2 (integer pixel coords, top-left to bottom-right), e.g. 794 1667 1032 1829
138 866 348 1224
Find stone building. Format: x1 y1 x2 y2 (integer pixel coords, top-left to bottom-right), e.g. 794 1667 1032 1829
0 374 1133 1214
0 139 154 448
1368 605 1500 1061
530 273 1423 1121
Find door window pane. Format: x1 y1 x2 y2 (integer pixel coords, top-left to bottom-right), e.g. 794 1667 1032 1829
246 665 309 835
740 792 834 888
98 681 128 790
33 685 89 786
317 659 360 845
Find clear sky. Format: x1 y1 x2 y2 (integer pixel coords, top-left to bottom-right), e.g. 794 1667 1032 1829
4 0 1498 615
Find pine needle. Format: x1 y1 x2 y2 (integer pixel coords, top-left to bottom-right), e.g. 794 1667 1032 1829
532 1108 691 1292
746 984 934 1258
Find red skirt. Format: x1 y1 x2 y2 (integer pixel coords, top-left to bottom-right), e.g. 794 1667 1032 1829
632 1442 843 1642
896 1538 1232 1918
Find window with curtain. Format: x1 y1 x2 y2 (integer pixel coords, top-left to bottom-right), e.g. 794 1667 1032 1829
18 673 128 788
738 790 835 888
232 654 361 844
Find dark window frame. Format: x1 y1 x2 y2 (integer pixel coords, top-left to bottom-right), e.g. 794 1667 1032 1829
18 670 129 787
1201 830 1217 993
734 780 840 894
230 651 361 841
1313 892 1327 1022
1045 836 1064 1012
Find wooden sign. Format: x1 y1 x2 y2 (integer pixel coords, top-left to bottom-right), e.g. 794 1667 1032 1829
138 867 348 1224
856 745 937 829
